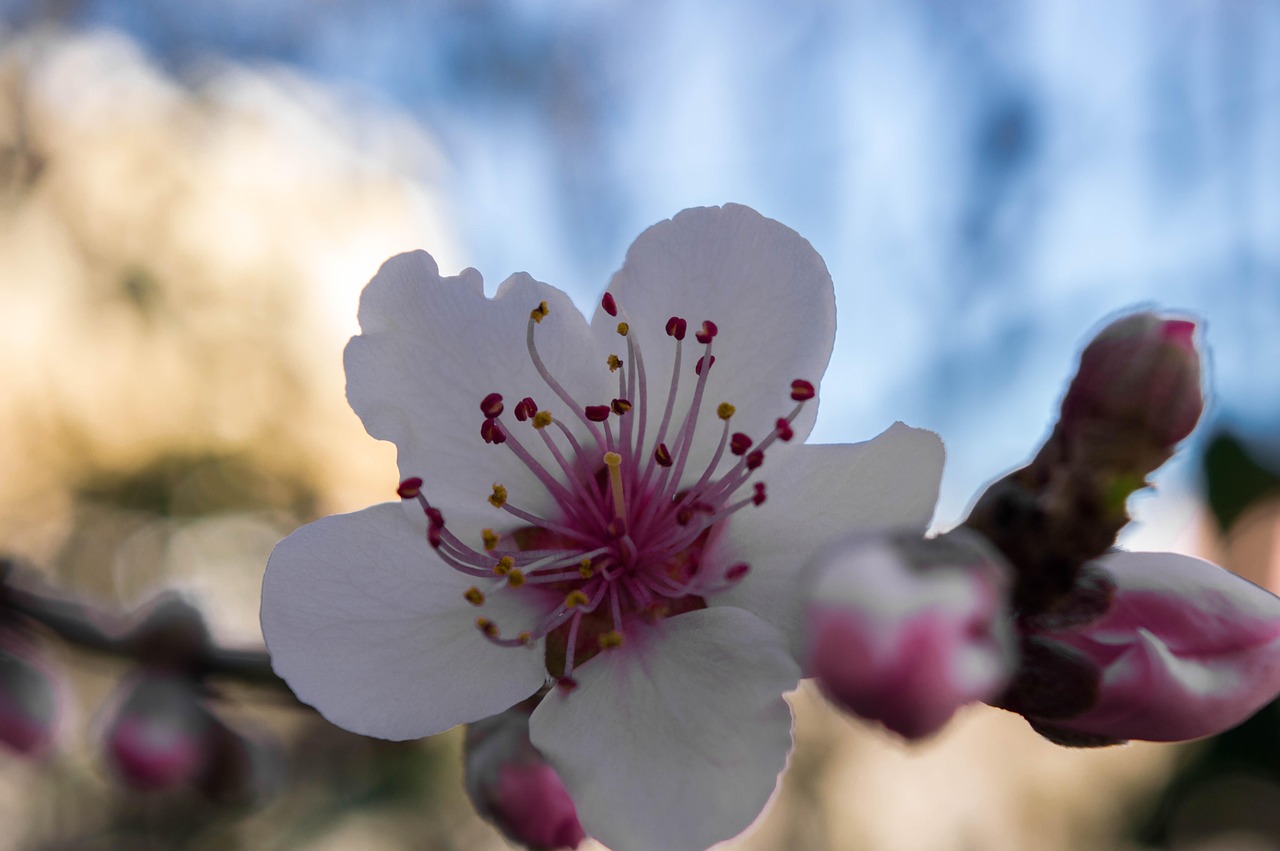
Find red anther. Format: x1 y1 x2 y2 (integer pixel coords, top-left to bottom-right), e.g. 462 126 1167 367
396 477 423 499
427 526 443 549
601 292 618 316
752 482 767 506
695 320 719 344
695 355 715 376
514 396 537 422
775 418 795 442
480 417 507 445
790 379 816 401
480 392 504 418
425 507 445 528
730 432 753 456
585 405 611 422
726 563 750 581
654 443 673 467
665 316 687 340
676 505 693 525
611 398 632 415
556 676 579 693
745 450 764 470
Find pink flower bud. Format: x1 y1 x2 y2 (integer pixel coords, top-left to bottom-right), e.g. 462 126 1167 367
802 530 1017 740
1023 551 1280 742
103 675 213 790
465 705 586 850
1060 313 1204 451
0 633 61 758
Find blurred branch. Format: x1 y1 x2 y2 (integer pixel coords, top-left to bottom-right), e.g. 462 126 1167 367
1 556 296 697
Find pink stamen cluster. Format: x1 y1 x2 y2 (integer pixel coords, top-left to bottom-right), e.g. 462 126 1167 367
398 292 815 690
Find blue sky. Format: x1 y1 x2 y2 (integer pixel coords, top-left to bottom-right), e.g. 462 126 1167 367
7 0 1278 533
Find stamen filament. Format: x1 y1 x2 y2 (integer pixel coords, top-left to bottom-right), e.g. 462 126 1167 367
562 611 584 679
494 418 583 515
640 336 683 494
527 315 606 449
604 451 626 521
499 502 593 541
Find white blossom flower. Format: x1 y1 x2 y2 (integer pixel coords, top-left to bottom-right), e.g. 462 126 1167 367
261 204 943 850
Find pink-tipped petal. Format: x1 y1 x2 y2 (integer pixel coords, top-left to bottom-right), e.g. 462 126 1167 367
1034 551 1280 742
803 531 1015 739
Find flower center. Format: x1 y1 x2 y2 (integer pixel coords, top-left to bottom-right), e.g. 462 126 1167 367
398 291 815 690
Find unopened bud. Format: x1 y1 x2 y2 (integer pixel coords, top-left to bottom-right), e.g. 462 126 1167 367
465 705 586 850
103 675 214 790
802 529 1016 740
1004 551 1280 744
0 632 61 758
1061 313 1203 452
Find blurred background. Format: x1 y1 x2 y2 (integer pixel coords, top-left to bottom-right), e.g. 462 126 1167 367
0 1 1277 849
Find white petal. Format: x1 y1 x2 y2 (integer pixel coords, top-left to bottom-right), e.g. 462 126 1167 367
529 607 799 851
260 502 548 740
345 251 614 518
717 423 945 660
597 205 836 475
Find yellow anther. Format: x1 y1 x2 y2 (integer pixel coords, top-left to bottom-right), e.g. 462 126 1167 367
607 354 623 372
530 301 549 323
717 402 736 420
463 587 485 606
507 569 526 588
565 589 590 609
488 483 508 508
493 555 515 576
532 410 553 429
616 321 629 336
517 631 532 646
476 617 498 637
579 557 595 578
598 630 625 650
481 528 499 551
603 451 625 520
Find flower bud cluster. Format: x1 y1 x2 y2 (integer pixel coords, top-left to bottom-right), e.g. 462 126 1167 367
0 566 281 803
802 312 1280 749
101 595 281 802
966 313 1205 616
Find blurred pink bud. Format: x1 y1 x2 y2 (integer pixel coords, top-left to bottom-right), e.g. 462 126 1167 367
0 633 61 758
466 705 586 850
1025 551 1280 742
802 530 1017 740
104 675 213 790
1060 312 1203 450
